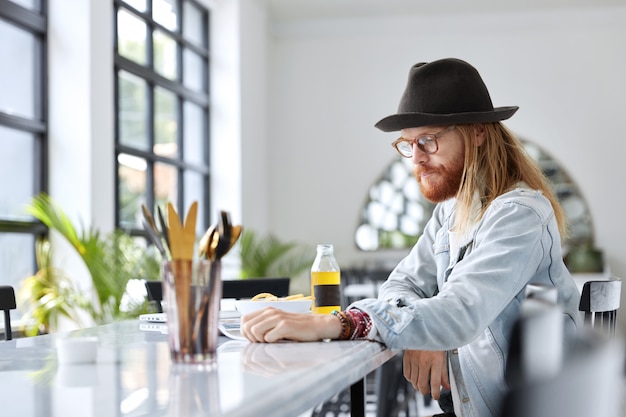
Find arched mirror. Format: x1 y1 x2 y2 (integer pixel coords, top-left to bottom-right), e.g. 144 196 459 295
355 139 593 251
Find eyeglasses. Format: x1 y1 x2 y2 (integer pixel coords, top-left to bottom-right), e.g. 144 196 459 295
391 125 456 158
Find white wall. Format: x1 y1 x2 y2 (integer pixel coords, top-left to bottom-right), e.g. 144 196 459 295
250 7 626 328
48 0 114 294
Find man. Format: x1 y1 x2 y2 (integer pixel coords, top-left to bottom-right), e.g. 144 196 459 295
240 58 581 417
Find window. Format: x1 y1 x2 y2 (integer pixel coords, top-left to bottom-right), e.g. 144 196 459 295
114 0 210 237
355 139 593 251
0 0 48 293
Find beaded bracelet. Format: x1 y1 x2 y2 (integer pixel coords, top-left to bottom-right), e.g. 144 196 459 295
332 309 372 340
345 308 373 339
332 310 352 340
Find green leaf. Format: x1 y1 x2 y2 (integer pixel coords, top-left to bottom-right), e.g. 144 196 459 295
239 229 314 279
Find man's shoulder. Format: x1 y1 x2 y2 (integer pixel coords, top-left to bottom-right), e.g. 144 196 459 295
492 187 553 217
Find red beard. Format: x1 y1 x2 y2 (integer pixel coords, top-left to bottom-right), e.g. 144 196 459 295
413 159 464 203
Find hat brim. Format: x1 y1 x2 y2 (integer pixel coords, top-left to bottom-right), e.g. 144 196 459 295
374 106 519 132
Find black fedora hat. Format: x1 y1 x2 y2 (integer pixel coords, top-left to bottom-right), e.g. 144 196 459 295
375 58 518 132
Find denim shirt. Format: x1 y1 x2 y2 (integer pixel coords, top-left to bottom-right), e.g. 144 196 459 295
351 188 580 417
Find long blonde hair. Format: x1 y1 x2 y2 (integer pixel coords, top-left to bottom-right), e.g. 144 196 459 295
454 123 568 240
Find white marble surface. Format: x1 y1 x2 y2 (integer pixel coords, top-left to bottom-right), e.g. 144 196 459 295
0 320 395 417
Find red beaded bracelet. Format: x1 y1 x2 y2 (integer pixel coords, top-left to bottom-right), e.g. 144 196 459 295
332 309 372 340
345 308 372 339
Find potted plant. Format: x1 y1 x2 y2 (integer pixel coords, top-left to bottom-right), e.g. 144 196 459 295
18 193 160 335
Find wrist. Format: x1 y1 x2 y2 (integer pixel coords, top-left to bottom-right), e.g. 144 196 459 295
321 312 344 340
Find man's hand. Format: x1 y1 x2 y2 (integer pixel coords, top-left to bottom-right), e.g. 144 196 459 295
403 350 450 400
240 307 342 343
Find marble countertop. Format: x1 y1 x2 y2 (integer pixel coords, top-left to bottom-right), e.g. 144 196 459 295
0 320 395 417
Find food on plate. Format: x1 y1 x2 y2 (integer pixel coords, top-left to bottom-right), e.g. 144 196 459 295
251 293 313 302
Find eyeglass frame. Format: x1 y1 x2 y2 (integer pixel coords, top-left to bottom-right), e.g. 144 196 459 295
391 125 457 158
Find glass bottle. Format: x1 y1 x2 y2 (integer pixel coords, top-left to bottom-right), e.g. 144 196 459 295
310 244 341 314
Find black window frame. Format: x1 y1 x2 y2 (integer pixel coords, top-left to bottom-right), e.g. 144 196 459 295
113 0 211 238
0 0 49 271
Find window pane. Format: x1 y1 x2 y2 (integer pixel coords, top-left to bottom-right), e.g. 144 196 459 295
155 162 177 208
183 2 204 47
117 8 147 65
153 0 178 31
118 71 148 150
183 48 204 92
153 30 177 80
183 102 205 166
0 127 34 220
118 153 147 228
0 20 35 119
184 171 205 233
7 0 39 11
0 233 35 317
154 87 178 151
122 0 146 12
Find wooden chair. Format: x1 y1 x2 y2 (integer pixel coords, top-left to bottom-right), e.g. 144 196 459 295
145 277 291 312
0 285 17 341
578 278 622 337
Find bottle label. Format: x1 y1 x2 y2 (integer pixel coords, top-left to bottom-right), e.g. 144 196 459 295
313 285 341 307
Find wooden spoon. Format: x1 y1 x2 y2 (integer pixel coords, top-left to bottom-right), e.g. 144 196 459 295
167 201 198 261
166 203 184 260
181 202 198 260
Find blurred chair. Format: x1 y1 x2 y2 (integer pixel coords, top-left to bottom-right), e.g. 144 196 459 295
503 289 625 417
145 277 291 312
502 327 624 417
0 285 17 341
145 280 164 313
222 277 290 300
578 278 622 337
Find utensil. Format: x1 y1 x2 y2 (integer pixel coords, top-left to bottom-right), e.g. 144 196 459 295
142 219 168 260
192 211 240 347
198 224 218 260
166 202 198 261
165 201 198 355
157 206 170 252
141 204 168 259
215 211 232 260
141 204 158 232
228 225 243 254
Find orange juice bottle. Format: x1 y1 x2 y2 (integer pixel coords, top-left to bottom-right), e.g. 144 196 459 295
310 244 341 314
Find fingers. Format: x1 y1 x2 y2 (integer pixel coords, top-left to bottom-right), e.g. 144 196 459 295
240 307 286 342
240 308 334 343
428 356 443 400
402 350 449 400
441 361 451 390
